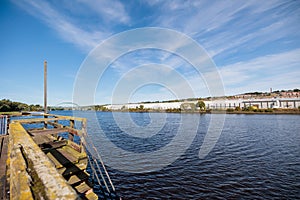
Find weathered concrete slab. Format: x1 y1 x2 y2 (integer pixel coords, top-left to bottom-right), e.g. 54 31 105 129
8 122 78 199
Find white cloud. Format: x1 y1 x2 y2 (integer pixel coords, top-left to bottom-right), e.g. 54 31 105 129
77 0 130 24
150 0 300 60
11 0 300 103
219 48 300 93
12 0 130 51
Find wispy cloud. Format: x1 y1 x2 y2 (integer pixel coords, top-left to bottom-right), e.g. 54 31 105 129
219 48 300 93
12 0 130 51
10 0 300 103
78 0 130 24
149 0 300 61
13 0 300 61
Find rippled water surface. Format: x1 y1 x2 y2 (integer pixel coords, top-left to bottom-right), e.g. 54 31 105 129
53 111 300 199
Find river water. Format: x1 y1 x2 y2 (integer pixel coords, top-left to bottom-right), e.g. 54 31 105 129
52 111 300 199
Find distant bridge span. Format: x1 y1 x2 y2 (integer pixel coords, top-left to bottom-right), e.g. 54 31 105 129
55 102 81 108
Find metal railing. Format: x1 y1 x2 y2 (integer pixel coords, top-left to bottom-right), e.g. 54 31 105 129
81 125 118 199
0 115 8 135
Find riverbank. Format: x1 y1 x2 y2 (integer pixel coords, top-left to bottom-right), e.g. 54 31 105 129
211 108 300 115
102 108 300 115
2 108 300 115
0 111 22 115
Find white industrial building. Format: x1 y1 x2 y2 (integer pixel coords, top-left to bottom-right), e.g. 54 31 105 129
105 98 300 110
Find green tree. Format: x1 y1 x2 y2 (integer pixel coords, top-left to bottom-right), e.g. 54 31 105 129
196 100 206 110
0 104 11 112
28 104 43 111
0 99 40 112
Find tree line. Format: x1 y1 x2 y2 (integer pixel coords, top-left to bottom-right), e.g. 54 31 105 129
0 99 43 112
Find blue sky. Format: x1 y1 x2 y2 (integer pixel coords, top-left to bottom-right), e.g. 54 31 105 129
0 0 299 105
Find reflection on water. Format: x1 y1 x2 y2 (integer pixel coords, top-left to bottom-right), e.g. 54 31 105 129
52 111 300 199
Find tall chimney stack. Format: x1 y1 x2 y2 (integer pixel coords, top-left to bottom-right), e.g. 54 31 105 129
44 60 47 114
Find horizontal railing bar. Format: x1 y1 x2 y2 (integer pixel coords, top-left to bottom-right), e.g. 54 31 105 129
47 121 83 136
14 117 86 124
28 128 71 136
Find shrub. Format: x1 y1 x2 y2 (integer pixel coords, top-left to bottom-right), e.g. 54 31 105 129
248 106 255 111
243 106 255 111
235 106 241 111
264 108 273 112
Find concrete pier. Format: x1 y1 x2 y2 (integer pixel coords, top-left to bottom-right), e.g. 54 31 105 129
8 122 78 199
0 114 101 199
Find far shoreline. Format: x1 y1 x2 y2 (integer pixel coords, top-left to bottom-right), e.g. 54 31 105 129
2 108 300 116
92 108 300 115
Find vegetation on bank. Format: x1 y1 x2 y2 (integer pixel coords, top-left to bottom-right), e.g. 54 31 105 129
1 98 300 115
93 101 300 114
225 106 300 114
0 99 43 112
0 111 22 115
